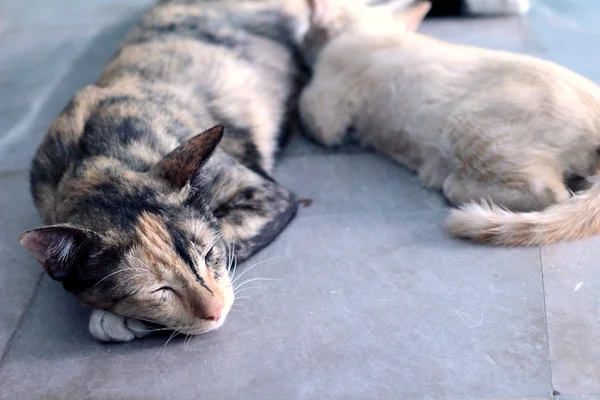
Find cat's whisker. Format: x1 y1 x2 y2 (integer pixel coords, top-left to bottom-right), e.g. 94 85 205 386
233 277 281 291
112 274 152 292
203 171 231 221
233 286 261 295
229 245 238 282
154 329 180 359
92 268 150 287
230 257 279 285
129 326 174 333
231 252 238 280
226 242 231 272
112 273 151 288
135 317 163 326
184 333 193 351
132 258 156 271
226 241 235 274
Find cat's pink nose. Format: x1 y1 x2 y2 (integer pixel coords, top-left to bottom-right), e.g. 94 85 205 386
204 304 223 321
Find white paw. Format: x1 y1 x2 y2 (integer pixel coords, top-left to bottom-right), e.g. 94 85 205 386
89 309 151 342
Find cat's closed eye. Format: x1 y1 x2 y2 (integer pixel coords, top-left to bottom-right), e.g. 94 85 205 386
154 286 178 296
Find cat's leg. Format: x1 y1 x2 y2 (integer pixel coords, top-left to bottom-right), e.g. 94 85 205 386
443 106 570 211
417 149 451 189
419 162 451 189
213 175 297 263
89 309 151 342
443 171 570 212
298 82 353 147
195 150 298 263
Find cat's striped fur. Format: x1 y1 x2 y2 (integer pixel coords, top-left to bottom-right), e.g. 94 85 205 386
20 0 309 342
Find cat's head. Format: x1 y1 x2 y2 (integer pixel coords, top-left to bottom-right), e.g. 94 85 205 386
20 125 234 336
300 0 431 66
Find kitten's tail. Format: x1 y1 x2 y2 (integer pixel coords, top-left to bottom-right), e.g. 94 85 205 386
446 178 600 246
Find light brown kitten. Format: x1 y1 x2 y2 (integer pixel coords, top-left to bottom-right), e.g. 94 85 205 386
299 0 600 247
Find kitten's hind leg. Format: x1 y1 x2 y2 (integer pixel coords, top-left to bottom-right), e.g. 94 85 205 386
417 152 451 189
443 172 569 212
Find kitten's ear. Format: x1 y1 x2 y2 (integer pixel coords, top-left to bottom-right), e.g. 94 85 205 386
394 1 431 32
151 125 224 188
19 225 101 281
306 0 335 27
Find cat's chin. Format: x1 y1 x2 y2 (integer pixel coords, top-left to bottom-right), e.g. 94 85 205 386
144 316 227 336
212 315 228 331
179 317 228 336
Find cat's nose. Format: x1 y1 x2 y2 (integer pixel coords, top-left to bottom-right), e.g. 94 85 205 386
203 303 223 321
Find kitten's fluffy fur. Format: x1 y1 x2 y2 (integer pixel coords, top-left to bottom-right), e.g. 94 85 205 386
299 0 600 247
20 0 309 342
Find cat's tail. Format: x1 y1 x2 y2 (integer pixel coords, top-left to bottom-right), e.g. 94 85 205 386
446 178 600 246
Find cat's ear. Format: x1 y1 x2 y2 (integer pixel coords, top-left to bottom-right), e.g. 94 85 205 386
394 1 431 32
151 125 224 188
19 225 101 281
306 0 335 27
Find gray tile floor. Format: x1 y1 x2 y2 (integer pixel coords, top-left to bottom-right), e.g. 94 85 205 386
1 0 599 399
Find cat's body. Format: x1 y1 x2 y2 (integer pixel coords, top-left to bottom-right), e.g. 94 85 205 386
20 0 310 342
299 0 600 246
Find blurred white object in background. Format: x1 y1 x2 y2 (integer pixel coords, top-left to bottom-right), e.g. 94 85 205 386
465 0 531 15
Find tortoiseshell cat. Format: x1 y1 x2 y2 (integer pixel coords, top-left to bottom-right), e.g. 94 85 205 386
19 0 311 342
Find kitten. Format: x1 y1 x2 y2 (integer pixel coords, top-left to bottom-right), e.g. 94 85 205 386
19 0 309 342
299 0 600 247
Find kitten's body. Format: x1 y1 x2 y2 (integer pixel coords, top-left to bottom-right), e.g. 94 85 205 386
21 0 309 342
299 0 600 246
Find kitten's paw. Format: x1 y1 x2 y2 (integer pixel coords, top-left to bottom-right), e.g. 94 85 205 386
89 309 151 342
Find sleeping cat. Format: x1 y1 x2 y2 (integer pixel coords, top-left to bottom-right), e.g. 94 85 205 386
299 0 600 247
19 0 311 342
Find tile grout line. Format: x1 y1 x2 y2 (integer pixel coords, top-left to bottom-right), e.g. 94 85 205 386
538 247 556 399
0 272 44 367
0 23 117 38
291 208 447 222
0 26 101 371
0 168 30 180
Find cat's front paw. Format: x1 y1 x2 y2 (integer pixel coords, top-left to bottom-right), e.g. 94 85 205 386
89 309 151 343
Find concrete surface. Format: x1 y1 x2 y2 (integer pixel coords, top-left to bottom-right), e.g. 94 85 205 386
1 0 600 399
